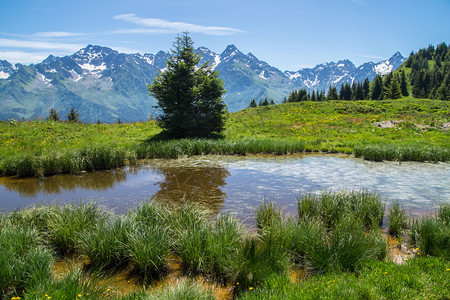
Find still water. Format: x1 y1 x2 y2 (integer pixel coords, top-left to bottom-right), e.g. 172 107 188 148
0 154 449 220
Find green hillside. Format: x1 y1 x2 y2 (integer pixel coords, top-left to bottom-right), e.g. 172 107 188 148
1 98 448 177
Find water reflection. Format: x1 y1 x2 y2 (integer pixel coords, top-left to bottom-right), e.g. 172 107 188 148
153 166 229 214
0 169 128 197
0 155 448 220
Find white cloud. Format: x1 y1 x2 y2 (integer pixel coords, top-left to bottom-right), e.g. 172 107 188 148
33 31 85 38
114 14 244 36
0 38 83 51
0 51 50 64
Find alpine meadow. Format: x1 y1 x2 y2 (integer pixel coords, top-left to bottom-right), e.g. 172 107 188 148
0 2 449 298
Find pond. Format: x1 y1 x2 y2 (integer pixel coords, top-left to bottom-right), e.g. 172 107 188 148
0 154 448 222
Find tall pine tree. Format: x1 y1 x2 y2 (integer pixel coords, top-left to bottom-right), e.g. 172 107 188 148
148 32 226 138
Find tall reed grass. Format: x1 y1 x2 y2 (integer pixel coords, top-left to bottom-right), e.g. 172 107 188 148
297 191 385 230
353 143 449 162
387 201 408 237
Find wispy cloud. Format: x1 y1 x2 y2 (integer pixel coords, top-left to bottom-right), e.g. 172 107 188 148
0 51 51 64
113 14 244 36
33 31 85 38
0 38 84 51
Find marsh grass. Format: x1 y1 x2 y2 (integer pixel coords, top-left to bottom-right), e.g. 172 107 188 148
0 224 53 296
79 217 133 271
387 201 408 237
175 214 243 282
127 223 170 282
21 268 108 300
410 215 449 259
353 143 449 162
47 202 109 254
231 234 291 293
297 191 384 230
144 279 215 300
255 201 283 234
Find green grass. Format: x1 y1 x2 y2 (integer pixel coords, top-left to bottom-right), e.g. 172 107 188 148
0 199 449 299
236 257 450 300
0 98 448 177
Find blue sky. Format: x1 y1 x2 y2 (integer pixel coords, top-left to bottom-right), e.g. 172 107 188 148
0 0 449 71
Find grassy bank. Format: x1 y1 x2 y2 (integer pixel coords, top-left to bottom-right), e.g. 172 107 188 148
0 98 448 177
0 192 448 299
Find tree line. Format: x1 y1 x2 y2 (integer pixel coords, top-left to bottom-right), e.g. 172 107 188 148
273 72 408 105
405 43 449 100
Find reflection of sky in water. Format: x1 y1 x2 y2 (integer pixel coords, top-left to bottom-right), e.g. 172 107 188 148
0 155 448 221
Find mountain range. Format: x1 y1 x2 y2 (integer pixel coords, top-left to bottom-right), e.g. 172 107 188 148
0 45 405 122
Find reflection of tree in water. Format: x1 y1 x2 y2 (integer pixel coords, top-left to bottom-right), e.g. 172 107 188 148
152 166 229 215
1 169 128 197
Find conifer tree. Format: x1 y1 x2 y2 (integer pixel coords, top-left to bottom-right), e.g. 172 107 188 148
310 90 316 101
67 107 80 122
248 99 257 108
354 83 364 100
47 108 60 121
148 32 226 138
362 78 370 99
400 71 409 96
371 75 383 100
327 86 339 100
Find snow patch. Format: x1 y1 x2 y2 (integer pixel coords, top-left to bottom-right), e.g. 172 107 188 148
259 70 267 80
337 64 345 67
79 63 106 72
211 55 221 69
374 61 393 75
0 71 10 79
39 74 52 86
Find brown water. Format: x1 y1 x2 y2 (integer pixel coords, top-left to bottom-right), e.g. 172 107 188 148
1 154 449 221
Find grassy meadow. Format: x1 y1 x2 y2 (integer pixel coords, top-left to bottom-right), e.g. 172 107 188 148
0 193 448 299
0 98 448 177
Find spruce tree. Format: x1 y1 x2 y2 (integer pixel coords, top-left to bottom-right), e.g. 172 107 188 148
385 76 402 99
371 75 383 100
67 107 80 122
148 32 226 138
327 86 339 100
354 83 364 100
362 78 370 99
310 90 316 101
47 108 60 121
248 99 257 108
400 71 409 96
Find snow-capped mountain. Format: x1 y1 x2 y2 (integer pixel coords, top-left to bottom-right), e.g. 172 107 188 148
0 60 16 79
0 45 405 122
285 52 405 91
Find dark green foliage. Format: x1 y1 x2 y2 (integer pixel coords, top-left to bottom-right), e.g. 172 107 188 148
148 32 226 138
47 108 60 121
248 99 257 108
327 86 339 100
67 106 80 122
410 213 449 259
371 75 383 100
353 143 449 162
400 71 409 96
407 42 449 100
362 78 370 99
387 201 407 237
384 74 402 99
339 83 352 100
